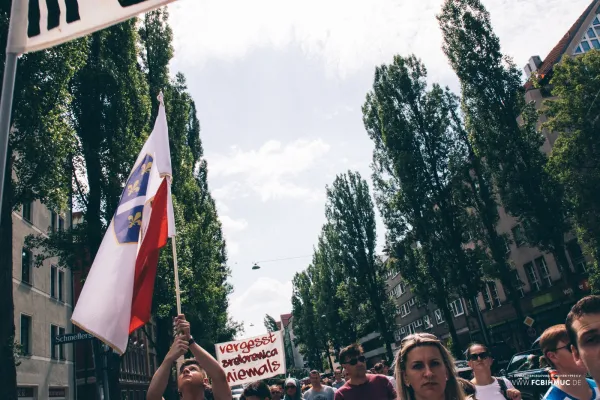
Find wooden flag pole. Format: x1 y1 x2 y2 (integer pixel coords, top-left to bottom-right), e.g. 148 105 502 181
172 236 182 315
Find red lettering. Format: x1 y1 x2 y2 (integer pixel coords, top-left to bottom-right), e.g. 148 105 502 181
238 369 247 380
272 361 281 371
268 332 276 343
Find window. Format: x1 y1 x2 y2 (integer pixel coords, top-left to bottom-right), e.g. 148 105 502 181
434 309 444 324
22 202 32 222
482 287 494 310
51 325 58 359
59 327 65 360
390 282 404 298
394 305 401 316
566 239 587 273
408 297 415 306
574 14 600 55
511 269 525 298
414 318 422 327
423 315 433 329
51 265 57 298
511 225 525 247
58 270 65 302
20 315 31 355
525 262 541 292
407 322 416 335
50 211 57 232
400 302 411 317
58 216 65 232
487 282 501 307
449 299 464 317
21 249 32 284
535 256 552 287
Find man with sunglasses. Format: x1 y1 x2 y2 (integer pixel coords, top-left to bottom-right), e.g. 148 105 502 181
540 324 599 400
333 343 396 400
466 343 521 400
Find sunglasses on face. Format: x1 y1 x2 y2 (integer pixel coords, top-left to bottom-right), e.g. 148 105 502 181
271 391 282 395
344 355 366 365
286 386 296 390
468 352 490 361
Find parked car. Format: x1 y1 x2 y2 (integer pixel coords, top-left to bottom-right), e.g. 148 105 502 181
500 347 551 400
454 360 473 379
488 341 515 375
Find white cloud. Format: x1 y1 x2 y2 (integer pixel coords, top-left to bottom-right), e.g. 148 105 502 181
170 0 589 80
208 139 330 202
229 277 293 338
219 215 249 232
227 240 240 256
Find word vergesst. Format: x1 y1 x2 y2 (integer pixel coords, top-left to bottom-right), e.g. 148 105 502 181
218 332 277 355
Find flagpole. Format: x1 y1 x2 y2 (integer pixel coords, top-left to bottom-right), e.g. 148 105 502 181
172 236 182 315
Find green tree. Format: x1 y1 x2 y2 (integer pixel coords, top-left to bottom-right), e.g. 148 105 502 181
311 224 360 352
325 171 396 360
545 50 600 292
264 314 279 333
363 55 486 355
438 0 577 343
136 11 240 397
0 2 88 395
291 270 325 370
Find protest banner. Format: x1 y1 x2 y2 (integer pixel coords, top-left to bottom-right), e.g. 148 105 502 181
215 331 286 386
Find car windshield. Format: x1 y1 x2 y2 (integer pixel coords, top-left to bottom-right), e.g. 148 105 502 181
507 349 543 373
455 360 469 369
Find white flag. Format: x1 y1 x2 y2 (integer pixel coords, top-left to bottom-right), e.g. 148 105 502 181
72 103 175 354
7 0 178 54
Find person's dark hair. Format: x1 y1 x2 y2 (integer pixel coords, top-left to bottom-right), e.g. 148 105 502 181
179 358 206 377
465 342 489 358
310 369 320 376
457 377 476 397
373 363 384 373
339 343 363 363
566 295 600 349
243 381 272 399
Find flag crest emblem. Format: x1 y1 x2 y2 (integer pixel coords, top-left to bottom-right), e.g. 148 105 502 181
114 154 153 244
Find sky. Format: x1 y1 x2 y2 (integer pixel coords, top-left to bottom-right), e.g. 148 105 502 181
167 0 591 338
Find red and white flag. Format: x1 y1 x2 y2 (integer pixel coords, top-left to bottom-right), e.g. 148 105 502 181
72 103 175 354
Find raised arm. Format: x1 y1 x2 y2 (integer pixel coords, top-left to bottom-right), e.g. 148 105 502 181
147 335 189 400
176 315 232 400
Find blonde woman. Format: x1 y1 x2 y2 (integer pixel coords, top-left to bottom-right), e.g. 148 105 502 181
394 333 466 400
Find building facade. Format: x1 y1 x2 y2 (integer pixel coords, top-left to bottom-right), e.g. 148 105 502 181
13 200 74 400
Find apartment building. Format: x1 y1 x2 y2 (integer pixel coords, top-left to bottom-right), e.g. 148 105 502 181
13 200 74 400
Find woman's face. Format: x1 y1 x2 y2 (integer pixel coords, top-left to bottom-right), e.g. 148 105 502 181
403 345 448 400
467 344 493 373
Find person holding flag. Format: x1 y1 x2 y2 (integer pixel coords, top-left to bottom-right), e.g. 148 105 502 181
147 314 231 400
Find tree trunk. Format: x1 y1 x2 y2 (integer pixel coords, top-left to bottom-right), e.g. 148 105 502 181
552 243 580 297
439 300 462 358
0 156 17 400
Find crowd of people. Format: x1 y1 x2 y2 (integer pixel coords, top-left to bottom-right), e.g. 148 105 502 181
147 294 600 400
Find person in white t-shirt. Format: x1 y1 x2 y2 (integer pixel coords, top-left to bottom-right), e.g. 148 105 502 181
466 343 521 400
